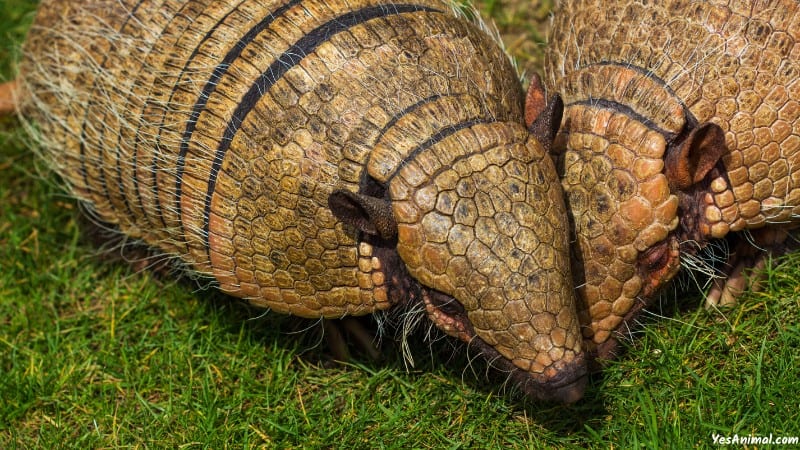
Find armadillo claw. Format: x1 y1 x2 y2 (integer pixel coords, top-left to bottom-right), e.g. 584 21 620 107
705 228 790 308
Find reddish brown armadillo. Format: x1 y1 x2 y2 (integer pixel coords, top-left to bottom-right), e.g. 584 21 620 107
16 0 586 401
543 0 800 358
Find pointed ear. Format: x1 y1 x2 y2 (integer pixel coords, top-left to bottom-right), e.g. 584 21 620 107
328 189 397 240
524 73 548 128
665 122 728 190
524 73 563 154
528 94 564 154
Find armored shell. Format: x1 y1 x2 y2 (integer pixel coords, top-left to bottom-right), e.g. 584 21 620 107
18 0 586 400
544 0 800 356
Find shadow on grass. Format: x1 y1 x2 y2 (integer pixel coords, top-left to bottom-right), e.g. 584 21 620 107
72 202 795 440
81 227 617 434
201 282 632 432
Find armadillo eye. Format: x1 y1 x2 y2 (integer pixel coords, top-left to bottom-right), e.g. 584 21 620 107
641 242 670 272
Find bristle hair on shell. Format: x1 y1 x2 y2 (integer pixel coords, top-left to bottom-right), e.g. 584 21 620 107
16 11 226 257
76 201 217 290
446 0 518 73
679 237 730 286
371 299 443 370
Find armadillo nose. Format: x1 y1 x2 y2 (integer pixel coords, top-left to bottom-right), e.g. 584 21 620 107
546 367 587 404
524 352 588 403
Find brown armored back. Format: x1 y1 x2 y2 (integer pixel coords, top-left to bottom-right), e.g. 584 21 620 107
547 0 800 234
544 0 800 355
21 0 522 316
19 0 588 401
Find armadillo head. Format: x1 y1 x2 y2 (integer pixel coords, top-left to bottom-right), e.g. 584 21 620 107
329 95 587 403
549 97 728 360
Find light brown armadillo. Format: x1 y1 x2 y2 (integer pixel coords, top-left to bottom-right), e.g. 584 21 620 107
15 0 586 401
542 0 800 358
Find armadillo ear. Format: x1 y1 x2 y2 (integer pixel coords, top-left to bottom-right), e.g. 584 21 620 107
525 74 564 154
328 190 397 240
524 73 548 128
528 94 564 154
665 122 728 190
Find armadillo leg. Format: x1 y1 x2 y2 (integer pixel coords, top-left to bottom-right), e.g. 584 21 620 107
322 317 381 362
322 319 351 362
0 81 16 115
340 317 382 362
706 257 764 308
705 228 790 308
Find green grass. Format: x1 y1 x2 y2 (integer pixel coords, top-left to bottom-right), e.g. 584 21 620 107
2 0 800 447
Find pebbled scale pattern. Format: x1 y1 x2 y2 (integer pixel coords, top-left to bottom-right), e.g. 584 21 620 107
545 0 800 350
18 0 587 399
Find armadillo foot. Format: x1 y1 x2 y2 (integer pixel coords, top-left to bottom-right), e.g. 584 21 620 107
705 255 767 308
705 228 790 308
322 317 381 362
0 80 16 115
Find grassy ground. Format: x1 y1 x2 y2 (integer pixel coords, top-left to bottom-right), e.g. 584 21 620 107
2 0 799 447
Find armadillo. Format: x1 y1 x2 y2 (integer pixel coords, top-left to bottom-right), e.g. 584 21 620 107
543 0 800 358
14 0 587 401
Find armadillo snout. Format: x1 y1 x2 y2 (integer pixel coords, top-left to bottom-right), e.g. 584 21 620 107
389 122 586 397
559 106 681 353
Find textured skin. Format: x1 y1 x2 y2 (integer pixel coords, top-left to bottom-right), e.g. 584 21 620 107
545 0 800 357
18 0 586 401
